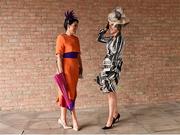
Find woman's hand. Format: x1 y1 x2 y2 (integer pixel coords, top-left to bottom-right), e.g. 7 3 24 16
105 22 109 30
78 54 83 78
79 66 83 78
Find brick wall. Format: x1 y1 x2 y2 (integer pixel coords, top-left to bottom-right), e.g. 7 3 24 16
0 0 179 111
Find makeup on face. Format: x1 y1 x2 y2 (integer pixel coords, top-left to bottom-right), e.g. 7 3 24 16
108 22 119 35
68 22 78 34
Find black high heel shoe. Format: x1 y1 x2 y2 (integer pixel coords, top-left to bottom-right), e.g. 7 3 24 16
102 120 114 130
113 113 120 124
102 123 113 130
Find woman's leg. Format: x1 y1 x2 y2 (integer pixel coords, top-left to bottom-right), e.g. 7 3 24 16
113 92 119 118
60 107 67 124
71 108 79 130
58 107 72 129
106 92 116 126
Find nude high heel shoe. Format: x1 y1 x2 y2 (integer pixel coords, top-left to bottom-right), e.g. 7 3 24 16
58 118 72 129
73 122 79 131
73 126 79 131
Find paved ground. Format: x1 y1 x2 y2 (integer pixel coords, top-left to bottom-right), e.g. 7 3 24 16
0 101 180 134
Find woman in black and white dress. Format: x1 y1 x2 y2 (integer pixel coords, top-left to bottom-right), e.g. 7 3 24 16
96 7 129 129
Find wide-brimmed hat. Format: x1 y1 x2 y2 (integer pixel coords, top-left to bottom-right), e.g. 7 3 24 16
108 7 129 26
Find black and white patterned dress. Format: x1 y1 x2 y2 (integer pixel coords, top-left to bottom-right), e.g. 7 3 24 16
96 29 124 93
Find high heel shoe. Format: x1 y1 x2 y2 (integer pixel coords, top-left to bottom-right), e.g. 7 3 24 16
102 124 113 130
112 113 120 124
58 118 72 129
73 123 79 131
73 127 79 131
102 121 114 130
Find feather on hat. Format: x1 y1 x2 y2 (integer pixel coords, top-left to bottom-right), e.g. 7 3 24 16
108 7 129 26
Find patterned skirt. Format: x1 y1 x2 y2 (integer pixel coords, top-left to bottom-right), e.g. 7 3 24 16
96 58 123 93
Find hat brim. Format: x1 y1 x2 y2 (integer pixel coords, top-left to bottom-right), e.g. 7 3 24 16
108 17 130 26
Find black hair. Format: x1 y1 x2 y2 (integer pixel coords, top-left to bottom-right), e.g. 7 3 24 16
64 10 79 30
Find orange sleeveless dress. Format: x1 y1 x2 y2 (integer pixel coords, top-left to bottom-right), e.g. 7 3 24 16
56 34 80 108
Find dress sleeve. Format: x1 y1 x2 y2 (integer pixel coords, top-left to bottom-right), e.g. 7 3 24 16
56 35 65 55
97 29 111 43
77 37 81 53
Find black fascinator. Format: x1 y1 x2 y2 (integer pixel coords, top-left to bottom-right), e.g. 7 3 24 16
64 10 78 20
64 10 79 30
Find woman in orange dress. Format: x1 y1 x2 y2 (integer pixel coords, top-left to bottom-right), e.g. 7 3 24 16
55 10 82 131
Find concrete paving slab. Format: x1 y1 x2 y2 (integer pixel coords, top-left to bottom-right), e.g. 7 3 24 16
0 102 180 134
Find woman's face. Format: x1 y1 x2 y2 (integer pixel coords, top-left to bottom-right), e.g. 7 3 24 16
67 21 78 34
109 22 119 36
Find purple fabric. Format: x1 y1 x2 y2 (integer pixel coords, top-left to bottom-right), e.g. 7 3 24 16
63 52 79 58
54 73 74 111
